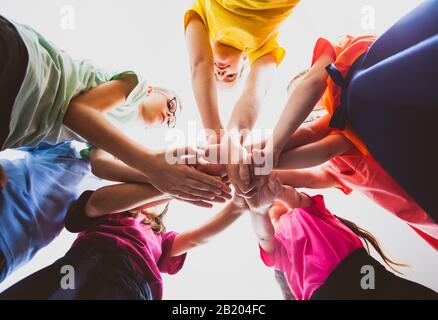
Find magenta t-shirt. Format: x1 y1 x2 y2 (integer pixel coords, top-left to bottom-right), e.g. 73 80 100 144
73 213 186 300
259 195 363 300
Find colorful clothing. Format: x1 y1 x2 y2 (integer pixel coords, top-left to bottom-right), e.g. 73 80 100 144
312 35 377 155
73 192 186 300
0 142 97 282
185 0 300 65
2 18 149 150
323 150 438 251
259 195 363 300
345 0 438 220
0 241 153 300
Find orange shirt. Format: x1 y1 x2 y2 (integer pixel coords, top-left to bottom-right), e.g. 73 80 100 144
312 35 377 155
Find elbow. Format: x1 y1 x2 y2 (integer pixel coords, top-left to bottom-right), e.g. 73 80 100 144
90 159 107 179
83 195 102 218
190 57 213 76
186 238 210 251
90 165 102 179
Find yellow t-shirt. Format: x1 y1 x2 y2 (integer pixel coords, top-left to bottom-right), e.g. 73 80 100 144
184 0 300 65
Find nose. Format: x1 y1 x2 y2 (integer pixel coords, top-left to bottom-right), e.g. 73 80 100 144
216 69 226 77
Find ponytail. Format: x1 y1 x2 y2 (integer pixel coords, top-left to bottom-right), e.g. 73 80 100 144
335 216 408 274
130 203 170 235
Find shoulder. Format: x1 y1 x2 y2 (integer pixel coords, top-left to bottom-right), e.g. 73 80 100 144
184 0 208 32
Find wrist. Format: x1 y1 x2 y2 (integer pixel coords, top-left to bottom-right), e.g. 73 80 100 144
136 150 160 177
250 205 270 215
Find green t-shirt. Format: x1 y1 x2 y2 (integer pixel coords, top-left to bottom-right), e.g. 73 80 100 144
3 20 148 149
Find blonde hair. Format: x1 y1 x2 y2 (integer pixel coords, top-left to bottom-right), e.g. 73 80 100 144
130 203 170 234
153 86 183 113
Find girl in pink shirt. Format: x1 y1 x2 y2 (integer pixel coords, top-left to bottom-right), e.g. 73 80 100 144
245 175 438 300
1 178 244 300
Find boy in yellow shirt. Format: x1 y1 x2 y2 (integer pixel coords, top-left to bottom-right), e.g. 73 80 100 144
184 0 300 196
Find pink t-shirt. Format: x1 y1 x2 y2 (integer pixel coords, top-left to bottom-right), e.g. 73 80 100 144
259 195 363 300
73 213 186 300
323 150 438 251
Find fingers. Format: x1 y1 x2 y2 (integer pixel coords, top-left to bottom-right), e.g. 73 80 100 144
173 191 212 202
186 167 231 194
179 185 219 201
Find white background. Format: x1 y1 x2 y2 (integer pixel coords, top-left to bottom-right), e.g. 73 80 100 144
0 0 437 299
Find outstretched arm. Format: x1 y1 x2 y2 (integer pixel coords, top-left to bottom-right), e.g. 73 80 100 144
265 53 335 166
186 13 222 141
170 199 245 257
281 113 332 151
276 134 353 169
89 148 148 184
227 53 277 139
250 209 276 253
224 53 277 195
64 78 230 207
84 182 170 218
275 169 339 190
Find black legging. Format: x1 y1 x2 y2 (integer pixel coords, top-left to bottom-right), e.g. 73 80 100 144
311 249 438 300
346 0 438 220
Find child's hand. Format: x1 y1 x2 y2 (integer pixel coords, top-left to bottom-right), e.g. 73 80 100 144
246 175 282 213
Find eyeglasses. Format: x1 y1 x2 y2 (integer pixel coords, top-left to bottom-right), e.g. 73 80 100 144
154 89 179 128
167 97 178 128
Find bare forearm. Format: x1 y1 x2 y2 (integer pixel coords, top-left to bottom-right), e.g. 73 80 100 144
85 183 165 217
64 103 153 174
270 77 327 157
227 95 260 140
277 135 353 170
281 114 331 151
91 159 148 183
228 55 276 142
275 169 338 189
250 210 275 252
192 63 223 136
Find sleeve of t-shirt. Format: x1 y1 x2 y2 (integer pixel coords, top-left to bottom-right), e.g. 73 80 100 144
311 37 337 67
184 0 208 33
64 190 95 233
157 231 187 275
258 236 285 272
248 34 285 66
104 73 149 128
